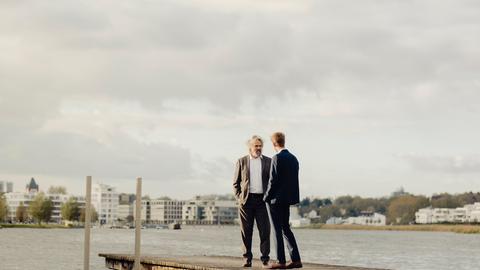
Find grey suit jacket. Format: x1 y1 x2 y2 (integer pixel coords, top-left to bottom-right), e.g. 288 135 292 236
233 155 272 205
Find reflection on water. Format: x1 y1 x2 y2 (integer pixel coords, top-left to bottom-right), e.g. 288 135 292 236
1 226 479 270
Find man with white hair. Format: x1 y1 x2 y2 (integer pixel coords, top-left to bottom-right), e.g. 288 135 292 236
233 135 272 268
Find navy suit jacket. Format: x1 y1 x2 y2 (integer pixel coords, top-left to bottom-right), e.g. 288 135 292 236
263 149 300 205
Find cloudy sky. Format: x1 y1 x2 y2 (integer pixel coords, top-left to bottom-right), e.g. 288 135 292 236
1 0 479 199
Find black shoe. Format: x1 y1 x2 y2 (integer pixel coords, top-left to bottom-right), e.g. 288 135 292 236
286 261 303 269
243 260 252 267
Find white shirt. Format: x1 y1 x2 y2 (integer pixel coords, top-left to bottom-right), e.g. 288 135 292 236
249 155 263 194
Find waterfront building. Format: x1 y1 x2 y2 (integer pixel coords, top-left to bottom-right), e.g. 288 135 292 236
149 199 185 224
465 202 480 223
5 180 85 223
344 212 386 226
92 183 119 225
119 193 136 205
451 208 468 223
182 196 238 225
307 210 319 219
129 197 185 225
289 206 311 228
326 217 344 225
132 199 150 223
415 202 480 224
415 208 434 224
182 199 203 222
5 192 36 221
117 204 133 222
0 181 13 193
416 208 457 224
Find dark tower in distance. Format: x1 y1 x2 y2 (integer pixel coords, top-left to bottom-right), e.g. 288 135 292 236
26 177 39 193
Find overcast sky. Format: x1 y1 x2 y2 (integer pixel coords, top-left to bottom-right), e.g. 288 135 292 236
1 0 480 199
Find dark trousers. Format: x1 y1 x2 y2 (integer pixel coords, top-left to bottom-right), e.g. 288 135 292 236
266 203 301 264
239 193 270 262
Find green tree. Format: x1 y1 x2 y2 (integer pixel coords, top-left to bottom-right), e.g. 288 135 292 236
48 186 67 195
0 193 8 222
29 193 53 224
80 206 98 223
318 205 342 223
334 195 355 207
431 193 461 208
61 197 80 221
299 198 310 207
387 195 429 224
323 198 333 206
41 198 53 223
311 199 324 208
16 202 28 223
453 192 480 206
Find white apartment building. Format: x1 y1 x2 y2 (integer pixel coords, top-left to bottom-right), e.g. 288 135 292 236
92 183 119 225
0 181 13 193
5 192 36 221
149 199 185 224
344 213 386 226
132 200 150 223
416 208 456 224
465 203 480 223
182 197 238 225
117 204 133 221
203 200 237 224
326 217 344 225
183 200 203 222
5 191 85 223
289 206 311 228
415 203 480 224
415 208 434 224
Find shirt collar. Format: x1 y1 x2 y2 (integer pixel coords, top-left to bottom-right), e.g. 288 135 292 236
276 148 287 153
249 154 263 160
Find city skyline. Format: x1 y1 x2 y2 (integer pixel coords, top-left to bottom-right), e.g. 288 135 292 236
1 1 480 199
1 177 478 201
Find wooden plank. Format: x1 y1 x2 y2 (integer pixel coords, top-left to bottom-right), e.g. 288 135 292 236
99 254 389 270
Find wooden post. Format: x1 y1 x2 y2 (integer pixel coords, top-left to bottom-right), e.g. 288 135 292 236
134 177 142 270
83 176 92 270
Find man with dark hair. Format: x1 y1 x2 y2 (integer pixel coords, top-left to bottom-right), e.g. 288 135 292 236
233 135 272 268
264 132 302 269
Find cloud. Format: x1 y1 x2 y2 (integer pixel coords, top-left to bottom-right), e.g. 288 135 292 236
397 153 480 174
1 1 480 197
0 130 193 181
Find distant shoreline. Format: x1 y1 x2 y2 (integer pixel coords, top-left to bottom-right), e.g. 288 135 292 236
0 224 69 229
304 224 480 234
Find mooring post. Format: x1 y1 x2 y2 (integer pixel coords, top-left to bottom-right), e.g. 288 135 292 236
84 176 92 270
134 177 142 270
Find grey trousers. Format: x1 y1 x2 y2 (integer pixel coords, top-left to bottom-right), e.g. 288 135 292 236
238 193 270 262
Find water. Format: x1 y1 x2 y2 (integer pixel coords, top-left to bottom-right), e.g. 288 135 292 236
1 226 479 270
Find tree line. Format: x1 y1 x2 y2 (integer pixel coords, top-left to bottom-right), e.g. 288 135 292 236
299 191 480 225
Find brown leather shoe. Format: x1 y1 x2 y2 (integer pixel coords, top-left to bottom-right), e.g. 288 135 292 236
286 261 303 269
243 260 252 267
264 262 287 269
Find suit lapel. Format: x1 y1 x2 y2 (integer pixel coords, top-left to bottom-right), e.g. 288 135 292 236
245 156 250 183
261 155 268 181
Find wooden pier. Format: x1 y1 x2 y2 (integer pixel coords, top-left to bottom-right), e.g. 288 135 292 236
99 254 388 270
